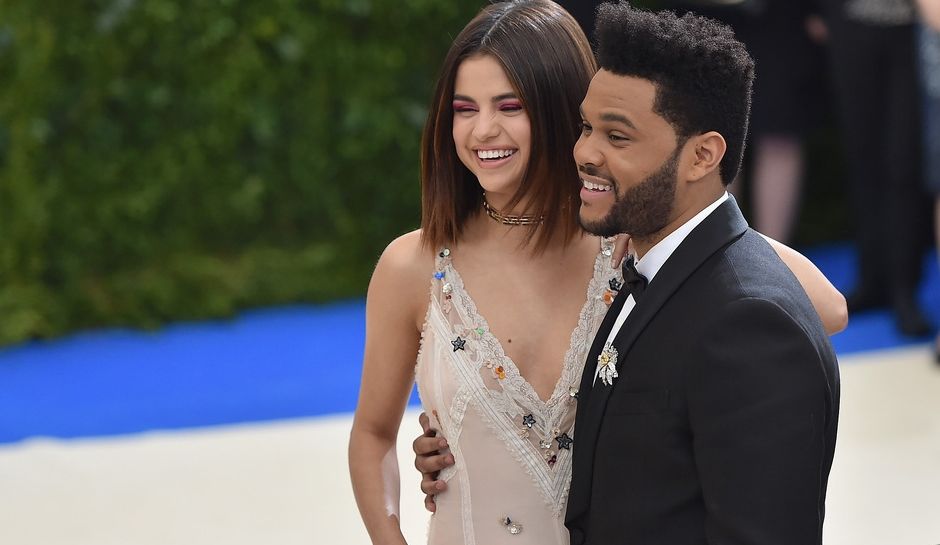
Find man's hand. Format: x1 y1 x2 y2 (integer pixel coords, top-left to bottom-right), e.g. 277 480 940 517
413 411 455 513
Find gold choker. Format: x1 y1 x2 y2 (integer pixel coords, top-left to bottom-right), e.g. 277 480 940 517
482 199 544 226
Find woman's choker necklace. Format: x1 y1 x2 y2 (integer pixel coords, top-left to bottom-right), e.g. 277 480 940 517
482 198 544 226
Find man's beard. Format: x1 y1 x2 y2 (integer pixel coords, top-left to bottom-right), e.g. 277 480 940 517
579 148 680 239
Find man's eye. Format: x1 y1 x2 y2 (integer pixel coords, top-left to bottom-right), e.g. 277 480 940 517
609 133 628 142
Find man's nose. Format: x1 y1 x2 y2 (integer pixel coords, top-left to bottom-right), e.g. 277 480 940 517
573 133 602 169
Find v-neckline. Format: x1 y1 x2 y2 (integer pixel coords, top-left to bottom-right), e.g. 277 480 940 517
442 249 607 405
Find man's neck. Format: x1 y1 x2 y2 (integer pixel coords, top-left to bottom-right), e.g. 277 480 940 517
632 188 727 259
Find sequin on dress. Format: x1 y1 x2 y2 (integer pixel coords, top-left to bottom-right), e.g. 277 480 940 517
415 238 620 545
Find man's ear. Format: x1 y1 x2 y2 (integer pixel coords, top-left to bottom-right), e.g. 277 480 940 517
683 131 726 182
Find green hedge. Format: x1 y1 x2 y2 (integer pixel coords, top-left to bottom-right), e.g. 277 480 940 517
0 0 849 347
0 0 480 345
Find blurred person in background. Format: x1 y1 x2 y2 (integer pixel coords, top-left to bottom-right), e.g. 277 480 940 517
349 2 847 544
820 0 934 336
915 0 940 360
658 0 830 244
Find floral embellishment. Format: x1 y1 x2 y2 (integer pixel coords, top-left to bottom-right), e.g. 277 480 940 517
603 289 617 305
597 342 619 386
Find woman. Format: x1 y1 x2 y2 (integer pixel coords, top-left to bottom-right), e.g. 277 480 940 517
348 2 847 544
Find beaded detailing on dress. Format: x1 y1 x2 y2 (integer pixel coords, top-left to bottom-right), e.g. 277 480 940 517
417 240 619 519
415 239 622 544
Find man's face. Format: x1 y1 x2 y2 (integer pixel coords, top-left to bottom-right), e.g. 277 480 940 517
575 70 682 238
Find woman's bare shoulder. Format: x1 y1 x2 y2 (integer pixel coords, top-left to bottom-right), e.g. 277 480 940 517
374 229 435 281
369 230 437 322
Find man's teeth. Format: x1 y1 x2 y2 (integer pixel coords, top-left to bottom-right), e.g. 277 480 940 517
476 149 516 160
582 179 612 191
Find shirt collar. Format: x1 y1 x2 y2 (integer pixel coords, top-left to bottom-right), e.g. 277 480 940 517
633 192 729 283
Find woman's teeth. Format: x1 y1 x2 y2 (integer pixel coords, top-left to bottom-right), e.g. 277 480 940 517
476 149 516 160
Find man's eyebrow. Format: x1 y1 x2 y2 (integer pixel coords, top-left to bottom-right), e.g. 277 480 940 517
600 112 637 130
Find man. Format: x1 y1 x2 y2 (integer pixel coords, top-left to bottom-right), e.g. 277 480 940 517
417 4 840 543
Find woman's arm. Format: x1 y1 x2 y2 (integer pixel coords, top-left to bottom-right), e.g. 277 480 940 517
916 0 940 31
349 231 431 545
762 235 849 334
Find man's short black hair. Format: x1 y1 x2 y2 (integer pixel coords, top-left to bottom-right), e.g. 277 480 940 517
594 2 755 185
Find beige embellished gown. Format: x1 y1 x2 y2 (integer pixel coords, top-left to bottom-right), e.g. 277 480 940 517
415 239 621 545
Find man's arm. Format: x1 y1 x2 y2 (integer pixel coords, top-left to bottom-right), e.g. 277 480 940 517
688 297 834 545
412 412 455 512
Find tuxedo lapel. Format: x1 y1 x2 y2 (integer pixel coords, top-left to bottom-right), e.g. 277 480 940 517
568 282 629 521
578 286 630 405
567 197 749 524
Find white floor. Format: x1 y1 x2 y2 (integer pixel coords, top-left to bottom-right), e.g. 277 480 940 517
1 346 938 545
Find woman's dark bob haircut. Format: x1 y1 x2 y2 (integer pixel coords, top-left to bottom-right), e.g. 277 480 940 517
420 0 596 252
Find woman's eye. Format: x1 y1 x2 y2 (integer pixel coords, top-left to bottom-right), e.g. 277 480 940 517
580 122 592 134
609 133 628 142
452 101 477 113
499 102 523 112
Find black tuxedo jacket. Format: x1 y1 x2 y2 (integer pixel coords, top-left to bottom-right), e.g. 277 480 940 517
566 199 840 545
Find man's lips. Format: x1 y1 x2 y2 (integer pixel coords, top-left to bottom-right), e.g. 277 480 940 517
579 173 614 192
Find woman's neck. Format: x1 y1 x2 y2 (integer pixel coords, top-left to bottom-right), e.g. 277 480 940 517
460 208 584 259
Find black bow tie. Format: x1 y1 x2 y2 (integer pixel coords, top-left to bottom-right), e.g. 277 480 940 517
621 256 648 301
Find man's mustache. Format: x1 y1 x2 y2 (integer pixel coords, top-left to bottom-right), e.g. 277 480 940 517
578 164 616 185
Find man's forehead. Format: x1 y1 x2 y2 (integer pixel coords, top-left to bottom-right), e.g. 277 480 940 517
582 71 656 116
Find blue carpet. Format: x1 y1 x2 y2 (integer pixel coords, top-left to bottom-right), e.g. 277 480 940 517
0 245 936 444
802 245 939 355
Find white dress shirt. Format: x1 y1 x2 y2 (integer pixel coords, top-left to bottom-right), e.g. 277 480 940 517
593 192 730 385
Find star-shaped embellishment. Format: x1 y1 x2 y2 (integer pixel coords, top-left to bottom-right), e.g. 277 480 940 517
555 432 573 450
609 277 623 291
522 414 536 428
451 336 466 352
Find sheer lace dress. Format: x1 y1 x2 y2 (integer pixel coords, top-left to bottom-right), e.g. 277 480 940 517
415 238 621 545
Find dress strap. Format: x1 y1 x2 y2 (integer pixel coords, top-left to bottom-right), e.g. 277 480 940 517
431 247 454 315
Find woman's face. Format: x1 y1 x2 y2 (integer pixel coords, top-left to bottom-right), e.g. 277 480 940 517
451 54 532 204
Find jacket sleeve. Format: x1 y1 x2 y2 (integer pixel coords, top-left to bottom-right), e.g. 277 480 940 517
687 297 832 545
